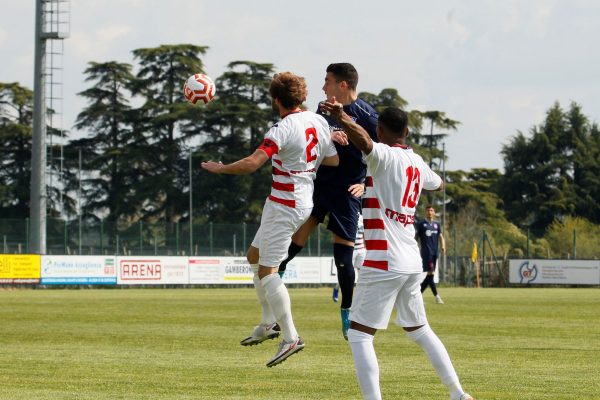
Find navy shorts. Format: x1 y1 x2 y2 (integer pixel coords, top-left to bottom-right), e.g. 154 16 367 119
422 256 438 273
311 182 361 242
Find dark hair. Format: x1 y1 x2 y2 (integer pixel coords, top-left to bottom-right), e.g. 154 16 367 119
378 107 408 137
326 63 358 91
425 205 435 210
269 72 307 109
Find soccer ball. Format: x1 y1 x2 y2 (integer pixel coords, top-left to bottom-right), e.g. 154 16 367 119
183 74 216 106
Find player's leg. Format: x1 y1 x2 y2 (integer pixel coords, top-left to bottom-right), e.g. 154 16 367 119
328 194 361 338
398 274 470 400
347 269 400 400
240 229 280 346
259 202 310 367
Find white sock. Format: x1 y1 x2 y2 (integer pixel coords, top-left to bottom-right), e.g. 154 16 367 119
261 273 298 342
407 325 463 399
251 264 275 325
348 328 381 400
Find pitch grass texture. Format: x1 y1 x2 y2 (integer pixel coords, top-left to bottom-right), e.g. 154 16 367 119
0 287 599 400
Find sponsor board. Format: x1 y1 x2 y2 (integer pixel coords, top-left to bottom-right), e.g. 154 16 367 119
117 256 188 284
509 259 600 285
189 257 252 284
280 257 323 284
41 256 117 284
0 254 41 283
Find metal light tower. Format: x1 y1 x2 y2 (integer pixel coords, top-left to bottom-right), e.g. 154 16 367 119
30 0 70 254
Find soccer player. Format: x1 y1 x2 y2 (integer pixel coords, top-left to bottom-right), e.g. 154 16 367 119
201 72 339 367
278 63 378 339
320 99 474 400
416 205 446 303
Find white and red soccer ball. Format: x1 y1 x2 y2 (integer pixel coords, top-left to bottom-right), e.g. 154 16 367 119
183 73 216 106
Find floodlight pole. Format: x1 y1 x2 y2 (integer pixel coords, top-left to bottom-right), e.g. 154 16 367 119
30 0 48 254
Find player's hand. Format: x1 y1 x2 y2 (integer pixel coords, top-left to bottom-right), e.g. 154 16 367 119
331 130 349 145
201 161 223 174
348 183 365 198
320 96 344 119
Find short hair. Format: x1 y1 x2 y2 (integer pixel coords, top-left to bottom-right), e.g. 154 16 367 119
378 107 409 137
326 63 358 91
425 205 435 210
269 72 307 109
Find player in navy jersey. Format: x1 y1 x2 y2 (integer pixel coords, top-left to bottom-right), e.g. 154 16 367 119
277 63 378 340
416 205 446 304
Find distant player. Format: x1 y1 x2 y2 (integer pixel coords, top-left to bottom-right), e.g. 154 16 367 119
201 72 338 367
416 205 446 303
320 99 474 400
333 212 366 302
278 63 378 340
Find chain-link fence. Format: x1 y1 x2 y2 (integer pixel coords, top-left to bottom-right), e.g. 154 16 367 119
0 218 337 257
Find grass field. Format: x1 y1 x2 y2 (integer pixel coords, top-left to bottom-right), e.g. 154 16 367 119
0 287 599 399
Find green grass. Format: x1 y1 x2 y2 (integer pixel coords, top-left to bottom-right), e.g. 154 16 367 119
0 287 599 399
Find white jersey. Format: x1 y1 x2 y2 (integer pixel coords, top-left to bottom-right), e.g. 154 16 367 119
259 110 337 209
361 142 442 274
354 213 365 250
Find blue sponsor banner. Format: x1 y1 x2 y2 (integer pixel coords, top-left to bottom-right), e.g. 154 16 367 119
41 276 117 284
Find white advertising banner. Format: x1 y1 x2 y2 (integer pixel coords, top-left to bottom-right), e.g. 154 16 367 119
189 257 253 284
280 257 326 284
117 256 188 285
41 255 117 284
509 259 600 285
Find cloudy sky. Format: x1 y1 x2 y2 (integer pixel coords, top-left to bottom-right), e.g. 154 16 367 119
1 0 598 171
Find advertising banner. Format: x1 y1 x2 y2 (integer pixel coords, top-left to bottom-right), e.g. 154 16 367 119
0 254 41 283
41 256 117 284
117 256 188 285
189 257 253 284
280 257 325 284
509 259 600 285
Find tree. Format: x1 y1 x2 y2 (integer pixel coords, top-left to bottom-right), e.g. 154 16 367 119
0 82 33 219
70 61 138 224
417 110 460 169
190 61 278 223
130 44 209 226
499 102 599 235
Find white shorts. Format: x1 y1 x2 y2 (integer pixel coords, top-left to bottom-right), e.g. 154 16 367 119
251 199 311 268
353 248 366 270
350 269 428 330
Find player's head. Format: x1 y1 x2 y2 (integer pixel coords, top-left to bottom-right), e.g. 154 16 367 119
323 63 358 101
377 107 409 145
425 205 436 219
270 72 307 112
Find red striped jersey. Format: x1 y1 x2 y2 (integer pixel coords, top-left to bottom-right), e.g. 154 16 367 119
361 143 442 273
258 111 337 209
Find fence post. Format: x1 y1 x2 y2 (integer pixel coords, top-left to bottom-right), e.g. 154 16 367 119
209 222 213 256
25 218 30 253
64 219 68 255
176 221 180 255
573 229 577 259
482 230 486 288
233 233 236 256
100 219 104 255
526 228 530 258
243 223 246 252
139 220 143 255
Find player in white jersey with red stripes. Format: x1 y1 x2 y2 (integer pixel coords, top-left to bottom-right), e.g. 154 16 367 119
320 99 474 400
202 72 338 368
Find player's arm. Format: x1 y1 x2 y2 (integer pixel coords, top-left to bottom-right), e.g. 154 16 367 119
321 154 339 166
201 149 269 175
321 98 373 155
439 230 446 254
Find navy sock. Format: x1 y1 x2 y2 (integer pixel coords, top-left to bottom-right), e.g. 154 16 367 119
278 242 303 273
334 243 355 309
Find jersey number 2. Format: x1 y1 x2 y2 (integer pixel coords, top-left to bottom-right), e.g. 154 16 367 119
401 166 421 208
305 127 318 162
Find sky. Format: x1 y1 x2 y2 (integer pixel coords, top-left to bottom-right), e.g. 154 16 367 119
1 0 599 172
